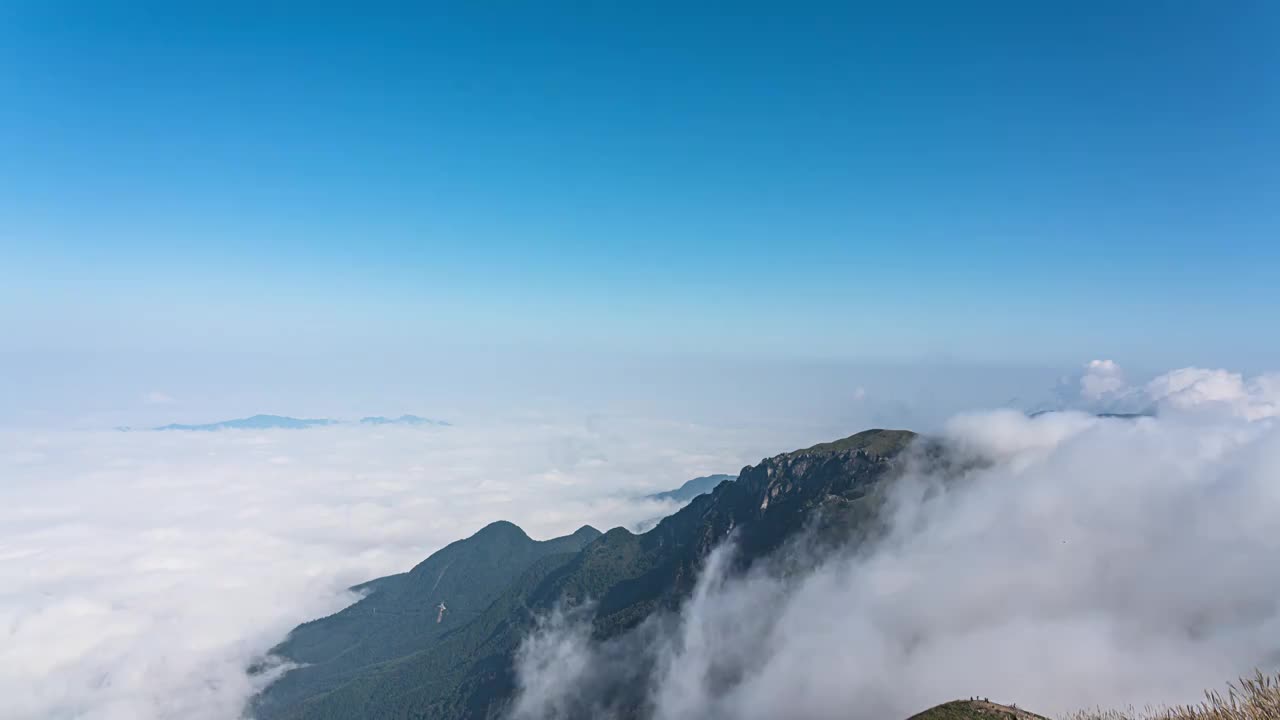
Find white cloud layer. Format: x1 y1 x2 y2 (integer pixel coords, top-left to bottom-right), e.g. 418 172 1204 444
1147 367 1280 421
511 366 1280 720
8 362 1279 720
0 417 799 720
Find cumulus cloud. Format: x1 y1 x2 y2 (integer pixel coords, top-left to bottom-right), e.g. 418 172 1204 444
1054 360 1280 422
1147 368 1280 421
0 417 797 720
1046 359 1144 415
511 372 1280 720
1079 359 1127 402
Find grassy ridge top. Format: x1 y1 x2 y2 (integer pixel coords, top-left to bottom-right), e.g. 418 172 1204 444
790 428 917 458
908 700 1049 720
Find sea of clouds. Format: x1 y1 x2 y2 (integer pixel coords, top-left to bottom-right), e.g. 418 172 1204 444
0 414 810 720
510 363 1280 720
4 362 1278 720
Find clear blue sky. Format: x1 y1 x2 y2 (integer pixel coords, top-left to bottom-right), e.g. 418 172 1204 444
2 2 1278 424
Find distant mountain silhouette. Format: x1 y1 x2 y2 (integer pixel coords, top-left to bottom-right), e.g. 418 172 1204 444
152 414 450 431
644 473 735 503
154 414 337 431
1027 409 1154 419
359 414 451 426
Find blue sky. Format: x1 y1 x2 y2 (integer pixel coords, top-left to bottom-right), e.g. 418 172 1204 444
2 2 1278 425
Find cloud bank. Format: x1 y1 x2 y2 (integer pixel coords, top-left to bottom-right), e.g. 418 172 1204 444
511 363 1280 720
1053 359 1280 420
0 417 798 720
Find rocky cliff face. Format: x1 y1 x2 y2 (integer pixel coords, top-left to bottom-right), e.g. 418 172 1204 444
726 428 918 558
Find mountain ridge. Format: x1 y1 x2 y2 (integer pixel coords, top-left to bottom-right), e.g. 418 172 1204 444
156 414 336 431
254 521 603 718
254 428 921 719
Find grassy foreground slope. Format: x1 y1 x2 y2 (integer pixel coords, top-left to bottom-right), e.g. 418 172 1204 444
910 672 1280 720
1064 672 1280 720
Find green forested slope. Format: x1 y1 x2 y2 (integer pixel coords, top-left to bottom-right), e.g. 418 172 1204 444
253 429 919 720
253 522 600 718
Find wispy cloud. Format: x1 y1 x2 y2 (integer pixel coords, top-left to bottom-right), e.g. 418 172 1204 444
142 391 175 405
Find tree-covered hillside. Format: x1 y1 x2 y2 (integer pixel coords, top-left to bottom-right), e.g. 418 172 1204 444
253 429 919 720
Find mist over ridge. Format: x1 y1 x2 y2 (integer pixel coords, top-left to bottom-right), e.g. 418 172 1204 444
509 365 1280 719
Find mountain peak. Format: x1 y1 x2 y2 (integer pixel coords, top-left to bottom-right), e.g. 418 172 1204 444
474 520 532 542
572 525 602 540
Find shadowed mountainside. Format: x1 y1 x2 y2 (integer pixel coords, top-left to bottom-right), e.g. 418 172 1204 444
254 523 601 717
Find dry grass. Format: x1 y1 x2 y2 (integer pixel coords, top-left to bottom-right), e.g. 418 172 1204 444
1064 672 1280 720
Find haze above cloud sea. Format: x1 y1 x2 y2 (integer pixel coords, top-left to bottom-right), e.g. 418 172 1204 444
1 361 1277 719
